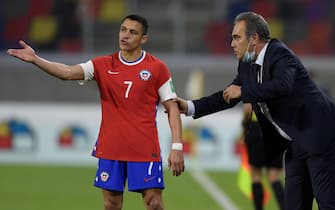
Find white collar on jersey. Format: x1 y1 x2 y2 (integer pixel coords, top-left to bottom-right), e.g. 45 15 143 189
118 50 146 66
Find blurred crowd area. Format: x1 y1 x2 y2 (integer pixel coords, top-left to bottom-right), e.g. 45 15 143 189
1 0 335 55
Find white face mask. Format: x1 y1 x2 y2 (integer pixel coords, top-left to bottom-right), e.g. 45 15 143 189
242 40 256 63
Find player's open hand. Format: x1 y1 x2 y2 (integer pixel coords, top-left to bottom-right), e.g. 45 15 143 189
7 40 37 63
168 150 185 176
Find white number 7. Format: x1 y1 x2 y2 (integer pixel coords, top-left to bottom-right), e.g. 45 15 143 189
123 81 133 98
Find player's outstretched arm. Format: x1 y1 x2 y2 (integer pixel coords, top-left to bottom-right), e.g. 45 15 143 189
163 99 185 176
7 40 84 80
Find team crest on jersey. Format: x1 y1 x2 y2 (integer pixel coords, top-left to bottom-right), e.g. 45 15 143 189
100 171 109 182
139 70 152 81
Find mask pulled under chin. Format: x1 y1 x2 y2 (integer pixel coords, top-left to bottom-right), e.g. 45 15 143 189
242 42 256 63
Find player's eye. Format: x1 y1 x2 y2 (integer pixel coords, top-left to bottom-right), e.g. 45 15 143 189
130 30 138 35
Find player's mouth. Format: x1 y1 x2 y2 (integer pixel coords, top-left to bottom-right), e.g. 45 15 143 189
120 39 128 45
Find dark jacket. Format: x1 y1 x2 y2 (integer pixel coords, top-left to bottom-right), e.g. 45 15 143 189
193 39 335 155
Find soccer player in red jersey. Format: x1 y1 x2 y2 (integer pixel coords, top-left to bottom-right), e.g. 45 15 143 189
7 14 185 210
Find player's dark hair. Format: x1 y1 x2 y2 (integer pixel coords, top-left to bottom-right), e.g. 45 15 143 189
122 14 149 35
234 12 270 42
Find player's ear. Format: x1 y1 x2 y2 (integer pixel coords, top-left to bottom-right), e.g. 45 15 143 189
251 33 259 43
141 34 149 45
248 33 258 47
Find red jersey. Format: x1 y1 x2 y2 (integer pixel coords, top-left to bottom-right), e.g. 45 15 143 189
80 51 177 162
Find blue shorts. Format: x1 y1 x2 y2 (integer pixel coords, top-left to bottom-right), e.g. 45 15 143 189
94 158 165 192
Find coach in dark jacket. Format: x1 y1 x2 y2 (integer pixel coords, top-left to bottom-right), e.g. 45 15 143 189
178 12 335 210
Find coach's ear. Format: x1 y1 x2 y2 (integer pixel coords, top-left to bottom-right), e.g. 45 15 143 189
141 34 149 45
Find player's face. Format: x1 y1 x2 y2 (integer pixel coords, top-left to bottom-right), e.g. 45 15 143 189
119 19 148 52
231 21 249 61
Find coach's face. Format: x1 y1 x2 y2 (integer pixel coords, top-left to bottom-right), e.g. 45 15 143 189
231 21 249 61
119 18 148 52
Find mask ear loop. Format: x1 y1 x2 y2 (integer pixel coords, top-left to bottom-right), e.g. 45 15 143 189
251 44 256 61
246 37 257 56
251 43 256 53
242 41 251 62
245 39 251 53
249 37 257 62
243 39 256 63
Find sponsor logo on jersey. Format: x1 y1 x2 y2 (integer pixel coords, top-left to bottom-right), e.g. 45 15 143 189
139 70 152 81
100 171 109 182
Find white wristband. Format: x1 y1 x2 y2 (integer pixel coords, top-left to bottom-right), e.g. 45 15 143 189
171 143 183 151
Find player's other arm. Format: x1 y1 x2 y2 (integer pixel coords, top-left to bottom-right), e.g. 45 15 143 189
7 40 84 80
163 99 185 176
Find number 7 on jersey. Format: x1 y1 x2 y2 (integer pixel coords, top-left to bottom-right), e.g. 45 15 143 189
123 81 133 98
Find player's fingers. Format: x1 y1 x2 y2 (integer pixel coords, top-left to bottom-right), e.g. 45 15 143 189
167 159 171 170
19 40 28 48
7 49 14 56
174 169 182 176
171 164 177 176
7 50 22 59
172 163 184 176
175 168 183 176
173 169 180 176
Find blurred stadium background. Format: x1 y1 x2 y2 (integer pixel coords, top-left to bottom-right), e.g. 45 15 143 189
0 0 332 209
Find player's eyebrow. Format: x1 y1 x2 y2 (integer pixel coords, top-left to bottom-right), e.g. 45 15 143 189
120 25 140 35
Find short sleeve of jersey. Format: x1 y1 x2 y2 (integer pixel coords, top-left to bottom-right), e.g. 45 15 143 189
79 60 94 81
159 78 177 102
157 62 177 102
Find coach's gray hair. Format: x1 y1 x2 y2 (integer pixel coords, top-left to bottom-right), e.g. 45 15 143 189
234 12 271 42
